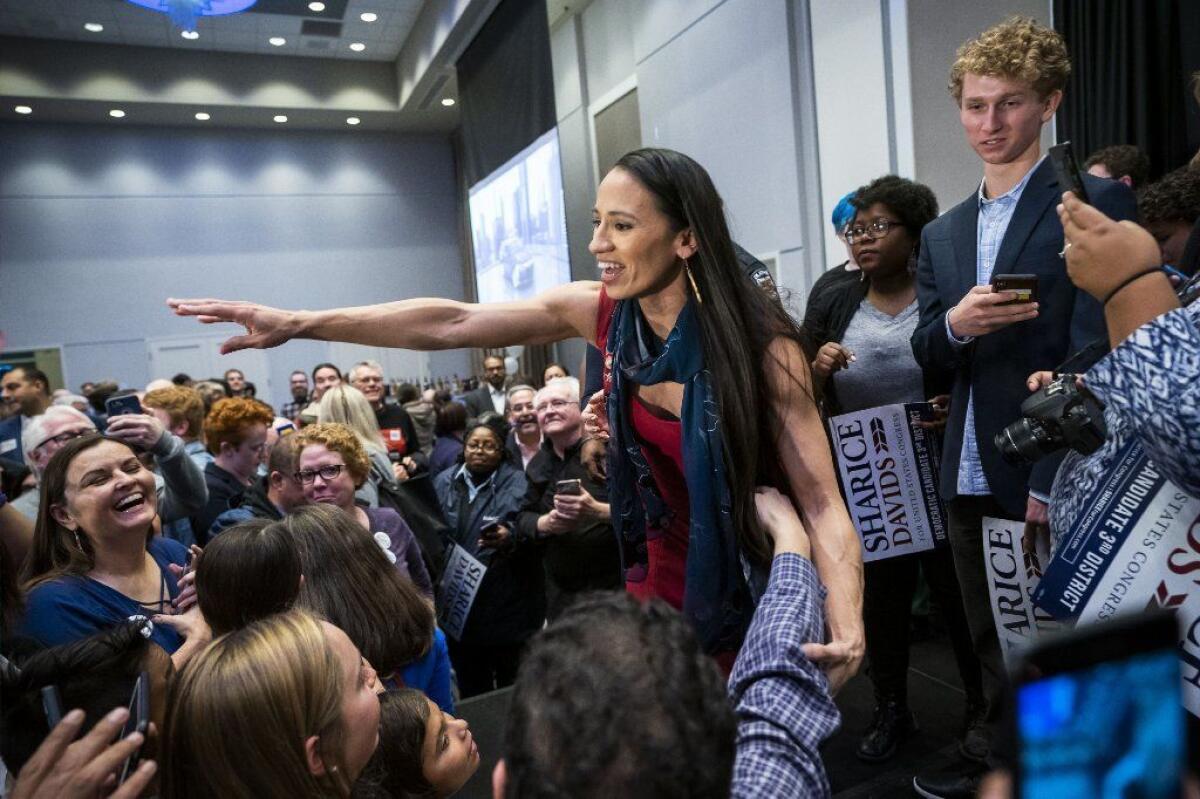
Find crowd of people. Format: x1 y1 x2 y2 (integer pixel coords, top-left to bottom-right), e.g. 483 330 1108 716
1 14 1199 799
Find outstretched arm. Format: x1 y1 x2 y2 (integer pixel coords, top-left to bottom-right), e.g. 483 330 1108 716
168 281 603 354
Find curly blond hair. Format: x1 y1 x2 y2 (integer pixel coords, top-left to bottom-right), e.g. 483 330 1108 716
204 397 275 455
949 17 1070 103
295 422 371 488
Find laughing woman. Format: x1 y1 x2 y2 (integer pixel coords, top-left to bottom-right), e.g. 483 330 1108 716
170 148 864 686
18 434 209 665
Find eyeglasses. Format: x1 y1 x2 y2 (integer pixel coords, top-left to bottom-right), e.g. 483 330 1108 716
845 218 899 245
293 464 346 484
535 398 572 413
35 428 90 451
465 441 499 453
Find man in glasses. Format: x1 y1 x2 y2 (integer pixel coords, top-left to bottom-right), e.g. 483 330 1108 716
514 377 620 619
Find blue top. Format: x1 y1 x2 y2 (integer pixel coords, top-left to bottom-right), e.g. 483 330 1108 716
18 537 188 653
396 627 455 713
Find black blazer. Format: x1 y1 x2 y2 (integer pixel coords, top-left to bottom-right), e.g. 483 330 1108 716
910 158 1137 518
463 385 505 422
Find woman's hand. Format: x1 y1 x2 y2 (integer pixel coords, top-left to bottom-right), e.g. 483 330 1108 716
153 604 211 645
105 413 166 451
810 342 854 379
11 707 156 799
1057 192 1161 301
581 390 609 440
477 524 512 551
168 545 203 613
581 438 607 483
167 298 301 354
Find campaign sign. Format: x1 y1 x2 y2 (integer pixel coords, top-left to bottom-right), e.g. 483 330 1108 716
437 543 487 641
1032 439 1200 717
982 517 1061 669
828 403 946 562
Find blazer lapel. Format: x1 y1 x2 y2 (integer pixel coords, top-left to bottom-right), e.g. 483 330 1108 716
949 194 980 299
992 158 1057 277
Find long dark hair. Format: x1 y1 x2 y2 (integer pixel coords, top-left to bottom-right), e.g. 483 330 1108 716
613 148 813 566
351 688 438 799
22 434 155 589
278 505 434 675
196 519 302 637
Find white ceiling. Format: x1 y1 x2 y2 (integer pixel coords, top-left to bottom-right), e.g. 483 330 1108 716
0 0 423 61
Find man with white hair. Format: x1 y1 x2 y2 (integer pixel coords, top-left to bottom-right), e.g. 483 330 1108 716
514 376 621 617
348 360 422 464
13 405 208 526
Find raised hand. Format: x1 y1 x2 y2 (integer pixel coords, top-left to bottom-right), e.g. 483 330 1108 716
167 298 300 354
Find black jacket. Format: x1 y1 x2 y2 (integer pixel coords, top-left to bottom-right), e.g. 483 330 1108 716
191 462 247 546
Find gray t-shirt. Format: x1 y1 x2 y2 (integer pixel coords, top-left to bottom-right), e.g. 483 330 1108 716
832 298 925 414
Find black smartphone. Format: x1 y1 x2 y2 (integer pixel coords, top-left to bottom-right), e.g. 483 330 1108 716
1048 141 1091 205
118 671 151 786
991 273 1039 306
40 684 64 729
1013 611 1191 799
555 479 582 496
105 394 143 418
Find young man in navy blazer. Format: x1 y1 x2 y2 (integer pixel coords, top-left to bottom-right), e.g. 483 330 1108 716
909 17 1136 799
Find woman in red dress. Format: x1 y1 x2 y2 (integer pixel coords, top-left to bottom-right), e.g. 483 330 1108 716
169 148 864 690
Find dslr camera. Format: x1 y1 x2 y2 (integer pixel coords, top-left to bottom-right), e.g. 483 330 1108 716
994 374 1107 465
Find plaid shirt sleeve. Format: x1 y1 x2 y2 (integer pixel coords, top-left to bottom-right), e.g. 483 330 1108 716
729 553 840 798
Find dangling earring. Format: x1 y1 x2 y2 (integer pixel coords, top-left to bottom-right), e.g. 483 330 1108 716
685 258 704 305
73 530 83 551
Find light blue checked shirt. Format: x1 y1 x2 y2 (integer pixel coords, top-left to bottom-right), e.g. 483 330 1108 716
730 553 839 797
945 157 1044 496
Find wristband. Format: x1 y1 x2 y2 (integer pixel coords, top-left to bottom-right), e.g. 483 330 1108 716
1102 268 1162 306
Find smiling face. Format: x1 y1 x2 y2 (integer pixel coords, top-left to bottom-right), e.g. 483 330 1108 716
420 697 479 794
320 622 382 784
298 443 357 511
848 202 915 280
507 389 537 437
350 366 386 407
2 367 48 416
959 74 1058 168
51 439 158 541
462 426 502 475
312 368 342 402
589 167 696 301
535 383 581 440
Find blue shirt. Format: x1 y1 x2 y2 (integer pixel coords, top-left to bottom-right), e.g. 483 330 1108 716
396 627 455 713
946 157 1043 496
729 553 839 797
18 536 188 653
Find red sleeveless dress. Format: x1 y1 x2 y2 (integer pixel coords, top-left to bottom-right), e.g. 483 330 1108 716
596 288 689 611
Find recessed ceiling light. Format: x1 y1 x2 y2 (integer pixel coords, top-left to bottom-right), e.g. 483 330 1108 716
346 117 361 125
269 36 286 46
360 12 378 22
109 109 126 118
349 42 366 52
273 115 288 123
441 97 456 107
181 30 199 39
195 112 211 121
15 105 32 115
309 1 326 10
84 22 104 33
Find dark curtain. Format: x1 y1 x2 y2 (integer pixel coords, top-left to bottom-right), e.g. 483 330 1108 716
1054 0 1200 180
455 0 556 188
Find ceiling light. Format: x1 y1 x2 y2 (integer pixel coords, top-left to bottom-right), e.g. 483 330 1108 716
273 115 288 123
441 97 456 107
15 105 32 115
360 12 378 22
181 30 199 39
269 36 286 46
309 1 326 10
195 112 211 121
346 117 360 125
84 22 104 33
109 109 126 118
349 42 366 52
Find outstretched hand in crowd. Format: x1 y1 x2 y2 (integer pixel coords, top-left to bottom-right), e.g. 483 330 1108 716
168 298 299 354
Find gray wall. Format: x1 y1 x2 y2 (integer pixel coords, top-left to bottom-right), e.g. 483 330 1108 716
0 122 468 406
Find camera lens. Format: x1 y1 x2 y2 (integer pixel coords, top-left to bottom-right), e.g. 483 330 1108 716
994 418 1060 466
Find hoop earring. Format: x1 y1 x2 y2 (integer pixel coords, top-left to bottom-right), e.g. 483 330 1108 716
685 259 704 305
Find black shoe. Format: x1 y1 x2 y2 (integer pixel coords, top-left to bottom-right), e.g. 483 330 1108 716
958 703 989 764
855 700 918 762
912 770 982 799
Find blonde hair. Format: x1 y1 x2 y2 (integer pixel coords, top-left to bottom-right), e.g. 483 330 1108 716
318 385 386 457
949 16 1070 103
295 422 371 488
161 610 351 799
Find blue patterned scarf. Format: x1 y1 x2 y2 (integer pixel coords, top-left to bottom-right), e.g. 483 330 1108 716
605 296 754 652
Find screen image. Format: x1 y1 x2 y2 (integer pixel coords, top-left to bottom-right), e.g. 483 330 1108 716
468 129 570 304
1018 649 1185 799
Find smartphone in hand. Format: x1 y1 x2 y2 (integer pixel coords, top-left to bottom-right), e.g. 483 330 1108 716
555 479 582 496
991 273 1039 306
1048 141 1091 205
105 394 143 418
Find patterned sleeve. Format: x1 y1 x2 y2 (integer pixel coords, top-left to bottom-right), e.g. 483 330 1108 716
728 553 840 798
1084 305 1200 496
